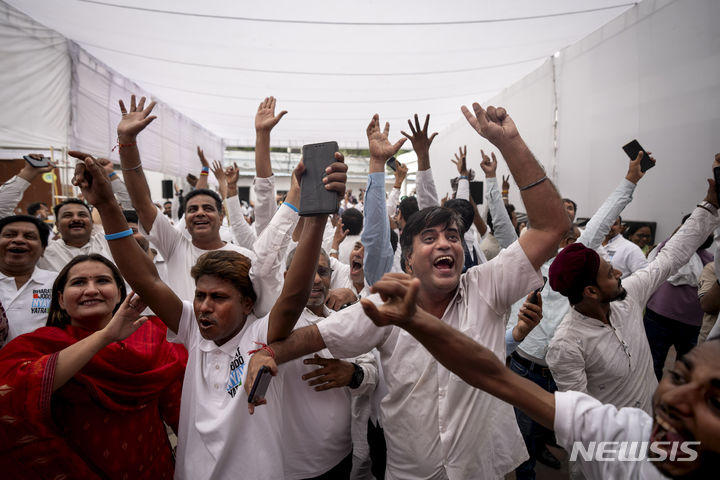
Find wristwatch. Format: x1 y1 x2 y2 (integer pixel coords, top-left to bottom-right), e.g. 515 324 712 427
348 363 364 389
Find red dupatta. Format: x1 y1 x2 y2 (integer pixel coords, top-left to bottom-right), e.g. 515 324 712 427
0 316 187 479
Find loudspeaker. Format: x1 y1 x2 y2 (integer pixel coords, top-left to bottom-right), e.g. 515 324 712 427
237 186 250 204
161 180 173 199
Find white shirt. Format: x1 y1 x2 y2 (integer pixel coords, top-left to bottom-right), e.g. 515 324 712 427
37 229 114 272
0 266 57 341
281 306 377 479
142 210 279 317
598 234 649 279
554 391 668 480
317 241 541 479
0 175 30 219
547 206 719 413
169 301 285 480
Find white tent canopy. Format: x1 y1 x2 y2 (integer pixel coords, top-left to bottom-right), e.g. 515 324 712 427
3 0 636 148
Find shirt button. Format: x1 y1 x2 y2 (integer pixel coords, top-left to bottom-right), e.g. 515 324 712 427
214 384 219 390
439 389 446 397
215 364 220 370
440 425 446 433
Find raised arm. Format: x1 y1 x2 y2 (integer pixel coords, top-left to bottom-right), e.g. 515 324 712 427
401 114 437 209
266 153 348 343
73 155 183 333
452 145 471 200
481 149 517 248
0 156 56 218
360 273 556 430
462 104 568 269
576 151 653 249
386 161 407 217
363 114 403 285
225 162 258 249
195 147 210 190
115 95 159 233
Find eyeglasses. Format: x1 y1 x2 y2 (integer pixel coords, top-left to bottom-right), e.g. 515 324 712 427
316 266 333 278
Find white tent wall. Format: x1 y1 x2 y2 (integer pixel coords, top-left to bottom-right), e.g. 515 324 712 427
428 0 720 243
69 43 224 182
554 0 720 242
427 59 556 211
0 1 70 149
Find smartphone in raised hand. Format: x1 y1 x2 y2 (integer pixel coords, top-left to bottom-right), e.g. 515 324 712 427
529 276 547 305
300 141 340 216
622 140 654 173
23 154 50 168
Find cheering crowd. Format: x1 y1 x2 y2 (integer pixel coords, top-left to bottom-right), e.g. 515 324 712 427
0 95 718 480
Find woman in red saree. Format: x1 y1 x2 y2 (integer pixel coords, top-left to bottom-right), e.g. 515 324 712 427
0 254 186 479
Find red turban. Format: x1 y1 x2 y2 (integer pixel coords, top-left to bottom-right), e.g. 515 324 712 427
549 242 600 299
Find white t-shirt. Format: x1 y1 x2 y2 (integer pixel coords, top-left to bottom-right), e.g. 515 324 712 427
169 301 285 480
598 234 649 279
37 230 114 272
143 210 277 317
554 390 668 479
281 307 354 479
0 266 57 341
317 241 540 479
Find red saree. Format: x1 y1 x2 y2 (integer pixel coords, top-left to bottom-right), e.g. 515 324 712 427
0 316 187 479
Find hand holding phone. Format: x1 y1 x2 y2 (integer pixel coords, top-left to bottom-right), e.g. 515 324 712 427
386 157 398 171
622 140 654 173
247 365 272 404
23 154 50 169
529 276 547 305
300 141 341 216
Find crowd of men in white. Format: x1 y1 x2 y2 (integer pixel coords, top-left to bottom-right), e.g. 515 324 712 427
0 95 718 480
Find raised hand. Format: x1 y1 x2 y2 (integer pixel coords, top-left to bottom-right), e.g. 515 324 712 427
360 273 420 327
502 175 511 192
225 162 240 186
394 161 408 188
322 152 349 197
117 95 157 139
196 146 209 168
255 96 288 132
244 350 278 414
332 219 348 249
301 354 355 391
400 113 437 157
512 292 543 342
69 152 115 207
479 150 498 178
210 160 228 199
451 145 469 176
101 292 148 343
186 173 198 188
625 151 655 184
461 103 520 149
94 157 116 176
18 154 57 183
367 114 407 163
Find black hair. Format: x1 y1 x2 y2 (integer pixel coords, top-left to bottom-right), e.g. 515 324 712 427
398 196 419 222
0 215 50 248
400 206 464 272
184 188 223 215
53 198 91 220
122 210 139 225
27 202 48 217
563 198 577 212
444 199 474 235
47 254 127 328
390 228 398 253
341 208 364 236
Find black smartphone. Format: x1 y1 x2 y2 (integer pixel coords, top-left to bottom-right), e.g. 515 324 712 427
622 140 654 173
23 154 50 168
300 141 340 216
529 276 547 305
713 166 720 208
386 157 397 171
247 365 272 404
469 181 484 205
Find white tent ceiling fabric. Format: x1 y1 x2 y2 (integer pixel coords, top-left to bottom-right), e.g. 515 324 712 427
426 0 720 242
3 0 636 150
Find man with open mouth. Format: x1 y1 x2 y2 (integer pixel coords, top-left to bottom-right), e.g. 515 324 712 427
245 104 570 479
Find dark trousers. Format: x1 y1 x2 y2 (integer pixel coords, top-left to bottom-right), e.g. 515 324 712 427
509 353 558 480
368 419 386 480
304 452 352 480
644 308 701 381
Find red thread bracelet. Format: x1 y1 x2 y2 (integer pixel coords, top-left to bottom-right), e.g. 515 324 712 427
111 140 137 152
248 342 275 359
